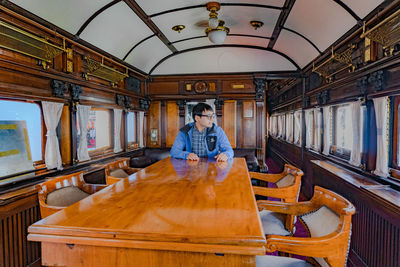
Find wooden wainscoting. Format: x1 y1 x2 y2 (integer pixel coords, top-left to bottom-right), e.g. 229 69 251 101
0 187 41 267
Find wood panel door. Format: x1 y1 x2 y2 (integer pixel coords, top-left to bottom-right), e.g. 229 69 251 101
222 100 237 148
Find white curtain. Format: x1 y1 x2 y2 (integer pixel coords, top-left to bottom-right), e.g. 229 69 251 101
322 106 331 155
272 116 277 136
313 109 322 152
42 101 64 170
138 111 145 147
294 111 301 145
277 115 282 138
286 113 294 143
349 101 362 166
305 109 313 148
77 104 91 162
113 109 123 153
373 97 389 177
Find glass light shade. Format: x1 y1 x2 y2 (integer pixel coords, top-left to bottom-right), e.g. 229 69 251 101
208 29 227 44
208 17 219 29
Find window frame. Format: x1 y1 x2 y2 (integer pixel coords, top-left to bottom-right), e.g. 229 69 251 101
391 96 400 172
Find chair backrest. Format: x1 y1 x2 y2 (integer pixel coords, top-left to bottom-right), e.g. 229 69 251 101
36 171 87 218
104 158 130 176
300 186 355 267
278 163 303 203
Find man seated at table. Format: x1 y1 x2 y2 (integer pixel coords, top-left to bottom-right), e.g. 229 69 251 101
171 103 233 162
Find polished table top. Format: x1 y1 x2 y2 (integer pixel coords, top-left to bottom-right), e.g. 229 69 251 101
29 157 266 254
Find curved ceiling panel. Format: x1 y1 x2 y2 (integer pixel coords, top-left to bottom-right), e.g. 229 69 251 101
284 0 356 51
274 29 319 68
125 36 171 73
152 6 280 43
79 2 153 59
152 47 297 75
173 36 269 51
136 0 285 16
341 0 385 19
10 0 111 34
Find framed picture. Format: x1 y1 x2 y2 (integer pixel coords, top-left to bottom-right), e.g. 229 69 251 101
150 129 158 142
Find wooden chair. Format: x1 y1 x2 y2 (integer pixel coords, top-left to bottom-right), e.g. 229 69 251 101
102 157 141 185
250 163 303 236
256 186 355 267
37 171 107 218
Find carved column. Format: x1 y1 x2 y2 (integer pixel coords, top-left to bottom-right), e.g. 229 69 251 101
254 78 266 165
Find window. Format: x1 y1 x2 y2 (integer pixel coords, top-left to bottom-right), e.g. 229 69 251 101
331 104 352 158
0 99 42 179
77 108 111 154
127 111 138 149
392 96 400 170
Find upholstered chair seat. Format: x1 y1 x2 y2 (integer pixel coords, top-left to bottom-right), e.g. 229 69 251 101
251 164 303 236
259 210 290 236
109 168 130 178
46 186 90 207
256 255 313 267
257 186 355 267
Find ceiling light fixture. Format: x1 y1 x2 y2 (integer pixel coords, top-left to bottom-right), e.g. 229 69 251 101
172 25 185 33
250 20 264 30
205 2 229 44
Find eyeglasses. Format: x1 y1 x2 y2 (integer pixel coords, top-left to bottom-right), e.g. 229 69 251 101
199 113 215 120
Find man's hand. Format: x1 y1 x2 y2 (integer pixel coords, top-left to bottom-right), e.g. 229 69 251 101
187 153 199 161
215 153 228 162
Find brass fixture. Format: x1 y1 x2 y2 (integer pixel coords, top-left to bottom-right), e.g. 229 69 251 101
312 45 356 83
205 2 229 44
0 20 65 69
250 21 264 30
360 8 400 56
172 25 185 33
83 56 128 87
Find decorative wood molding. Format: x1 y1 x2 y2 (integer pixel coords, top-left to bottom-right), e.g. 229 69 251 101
50 79 67 98
214 99 224 110
70 83 82 102
356 76 369 94
139 98 151 110
253 78 266 101
368 70 388 91
316 90 330 105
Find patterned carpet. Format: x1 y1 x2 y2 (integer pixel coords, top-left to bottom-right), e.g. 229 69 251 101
263 158 308 261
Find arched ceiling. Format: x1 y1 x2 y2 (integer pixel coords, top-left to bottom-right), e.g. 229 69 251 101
7 0 386 76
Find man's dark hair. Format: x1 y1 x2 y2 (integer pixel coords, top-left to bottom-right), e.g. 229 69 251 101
192 103 213 121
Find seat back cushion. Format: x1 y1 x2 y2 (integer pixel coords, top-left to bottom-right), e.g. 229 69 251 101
276 173 295 188
109 168 129 178
300 205 341 267
46 186 90 207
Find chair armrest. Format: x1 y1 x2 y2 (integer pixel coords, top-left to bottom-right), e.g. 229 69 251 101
249 172 285 183
82 184 108 194
256 200 316 215
265 231 349 258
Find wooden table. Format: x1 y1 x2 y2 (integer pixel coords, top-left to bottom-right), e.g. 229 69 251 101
28 157 266 266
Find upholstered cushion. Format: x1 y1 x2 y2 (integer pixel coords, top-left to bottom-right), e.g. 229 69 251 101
300 205 340 267
259 210 290 236
109 168 129 178
276 174 295 188
46 186 90 207
256 255 313 267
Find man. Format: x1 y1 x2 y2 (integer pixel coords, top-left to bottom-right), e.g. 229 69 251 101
170 103 233 162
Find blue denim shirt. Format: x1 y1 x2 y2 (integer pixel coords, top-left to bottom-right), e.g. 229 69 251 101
170 123 234 160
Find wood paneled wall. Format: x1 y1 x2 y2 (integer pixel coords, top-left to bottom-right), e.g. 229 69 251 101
222 100 237 148
166 101 180 147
